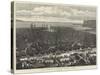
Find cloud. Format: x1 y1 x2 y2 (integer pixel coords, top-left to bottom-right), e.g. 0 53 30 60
70 8 96 20
16 6 72 17
16 10 32 16
32 6 71 16
16 5 96 22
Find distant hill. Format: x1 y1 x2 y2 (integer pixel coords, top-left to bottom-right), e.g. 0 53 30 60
83 20 96 28
16 20 83 28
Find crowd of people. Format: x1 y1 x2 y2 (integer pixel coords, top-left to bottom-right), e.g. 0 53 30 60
16 26 96 69
16 40 96 69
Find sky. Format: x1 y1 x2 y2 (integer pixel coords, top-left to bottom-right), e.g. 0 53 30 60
16 2 96 24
